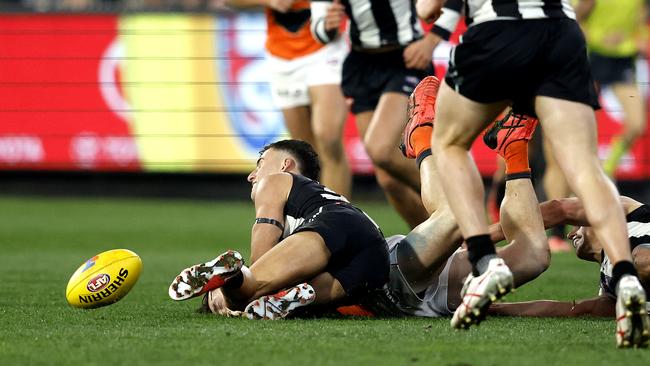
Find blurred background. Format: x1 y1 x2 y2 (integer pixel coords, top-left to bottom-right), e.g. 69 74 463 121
0 0 648 208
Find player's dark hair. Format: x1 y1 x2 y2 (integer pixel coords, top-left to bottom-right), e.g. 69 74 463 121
261 139 320 181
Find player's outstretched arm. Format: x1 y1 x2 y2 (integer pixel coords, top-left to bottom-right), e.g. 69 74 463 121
250 174 292 263
488 295 616 317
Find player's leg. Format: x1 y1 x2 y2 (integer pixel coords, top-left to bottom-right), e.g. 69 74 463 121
308 84 352 198
356 111 429 228
536 97 632 264
536 96 649 347
363 92 422 191
604 81 647 176
433 81 509 261
220 231 333 309
433 82 515 328
542 133 573 252
282 106 315 147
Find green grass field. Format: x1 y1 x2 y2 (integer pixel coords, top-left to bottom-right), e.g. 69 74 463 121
1 195 648 365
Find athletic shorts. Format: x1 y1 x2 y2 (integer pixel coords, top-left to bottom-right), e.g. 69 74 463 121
355 235 456 317
445 18 600 112
342 47 434 114
293 203 390 298
589 51 637 86
267 38 348 109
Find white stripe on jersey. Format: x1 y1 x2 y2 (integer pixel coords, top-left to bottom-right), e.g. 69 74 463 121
283 215 305 238
628 221 650 240
391 0 419 45
435 7 462 36
468 0 576 26
349 1 381 48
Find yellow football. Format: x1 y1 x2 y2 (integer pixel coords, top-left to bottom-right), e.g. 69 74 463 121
65 249 143 309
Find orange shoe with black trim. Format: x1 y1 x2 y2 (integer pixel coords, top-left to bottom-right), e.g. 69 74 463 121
483 109 538 159
400 76 440 159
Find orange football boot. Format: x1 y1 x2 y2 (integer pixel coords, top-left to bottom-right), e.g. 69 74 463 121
483 110 538 158
400 76 440 159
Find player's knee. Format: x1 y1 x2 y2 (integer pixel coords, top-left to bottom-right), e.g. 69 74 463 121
364 140 394 169
314 133 345 161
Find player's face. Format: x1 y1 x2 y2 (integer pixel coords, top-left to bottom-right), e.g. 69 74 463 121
247 148 287 200
568 226 601 261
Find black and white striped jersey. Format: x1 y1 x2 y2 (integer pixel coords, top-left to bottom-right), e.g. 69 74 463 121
431 0 463 41
281 173 350 238
599 205 650 299
464 0 575 26
311 0 425 49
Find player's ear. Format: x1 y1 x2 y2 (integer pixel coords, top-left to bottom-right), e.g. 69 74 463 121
281 157 297 172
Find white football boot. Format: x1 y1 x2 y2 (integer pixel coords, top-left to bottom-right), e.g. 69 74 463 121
615 275 650 348
244 283 316 320
169 250 243 301
451 257 514 329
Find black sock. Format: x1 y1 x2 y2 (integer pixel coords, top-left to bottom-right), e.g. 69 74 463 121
611 260 638 292
466 234 496 276
223 270 244 289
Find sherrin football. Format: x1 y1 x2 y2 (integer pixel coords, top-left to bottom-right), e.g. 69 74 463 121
66 249 143 309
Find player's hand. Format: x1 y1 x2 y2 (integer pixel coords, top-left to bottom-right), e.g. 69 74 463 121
268 0 294 13
325 0 346 32
403 33 439 70
416 0 443 23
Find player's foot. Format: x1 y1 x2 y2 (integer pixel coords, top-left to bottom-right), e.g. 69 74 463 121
169 250 244 301
615 275 650 348
244 283 316 320
451 258 514 329
400 76 440 159
483 110 538 158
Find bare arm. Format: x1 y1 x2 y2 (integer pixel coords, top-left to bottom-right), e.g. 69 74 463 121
226 0 294 12
249 174 292 263
489 295 615 317
416 0 446 23
488 196 642 243
574 0 595 23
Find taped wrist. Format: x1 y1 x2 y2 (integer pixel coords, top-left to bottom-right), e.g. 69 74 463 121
254 217 285 231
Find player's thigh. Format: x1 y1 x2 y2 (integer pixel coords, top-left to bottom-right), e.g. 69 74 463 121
249 231 330 291
364 92 409 149
535 96 600 170
433 82 507 149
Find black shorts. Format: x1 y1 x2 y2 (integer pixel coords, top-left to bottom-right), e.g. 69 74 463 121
589 51 637 86
293 203 389 298
342 48 434 114
445 18 600 111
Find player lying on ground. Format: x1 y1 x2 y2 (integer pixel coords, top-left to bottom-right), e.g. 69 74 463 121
203 77 550 320
168 139 391 319
491 195 650 319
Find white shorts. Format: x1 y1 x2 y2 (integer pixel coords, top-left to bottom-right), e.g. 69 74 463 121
385 235 456 318
266 38 348 109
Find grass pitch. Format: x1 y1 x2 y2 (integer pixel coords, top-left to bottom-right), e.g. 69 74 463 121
1 195 648 365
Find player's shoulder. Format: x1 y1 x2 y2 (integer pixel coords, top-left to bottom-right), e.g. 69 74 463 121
256 173 295 195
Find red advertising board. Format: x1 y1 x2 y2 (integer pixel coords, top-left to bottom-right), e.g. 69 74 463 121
0 14 648 179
